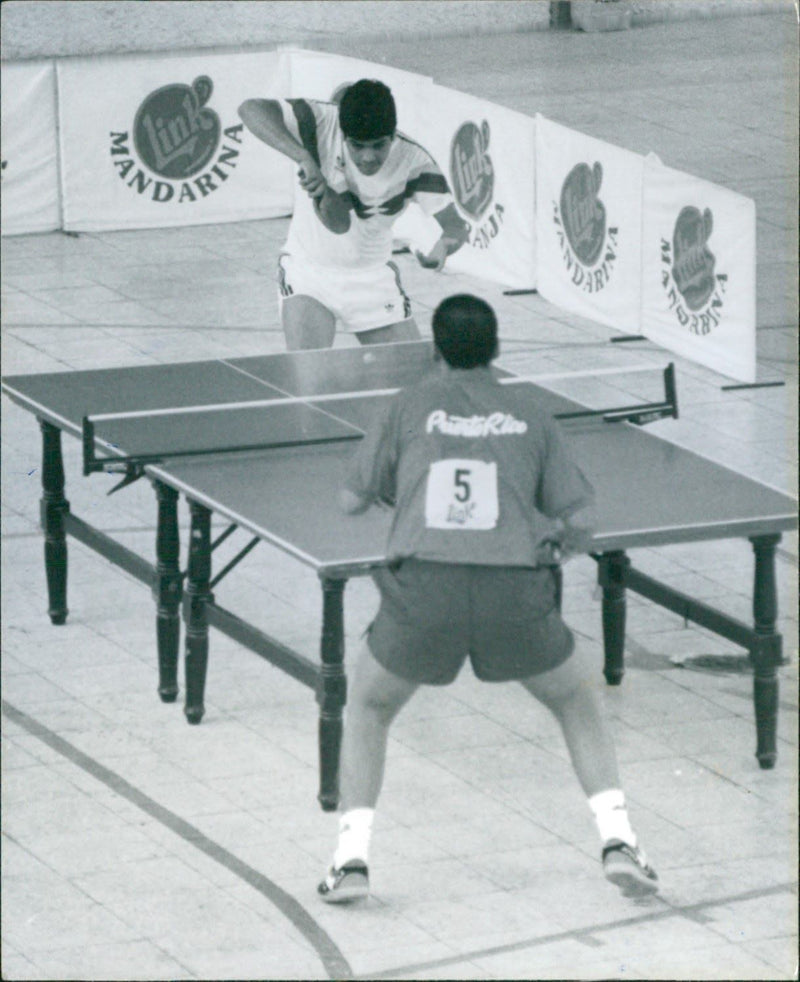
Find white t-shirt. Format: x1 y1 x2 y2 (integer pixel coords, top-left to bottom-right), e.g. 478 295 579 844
280 98 453 269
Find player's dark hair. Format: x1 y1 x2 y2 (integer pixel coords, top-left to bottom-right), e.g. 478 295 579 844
338 79 397 141
432 295 498 369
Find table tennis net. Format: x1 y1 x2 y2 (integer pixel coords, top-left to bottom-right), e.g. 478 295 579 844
82 394 377 474
82 363 676 475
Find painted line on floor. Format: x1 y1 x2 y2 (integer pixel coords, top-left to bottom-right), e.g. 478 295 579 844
1 699 353 981
359 880 797 980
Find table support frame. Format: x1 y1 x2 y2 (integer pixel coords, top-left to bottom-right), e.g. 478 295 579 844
40 421 70 625
153 481 182 704
167 498 345 806
594 535 784 769
317 577 347 812
29 415 789 806
183 500 212 724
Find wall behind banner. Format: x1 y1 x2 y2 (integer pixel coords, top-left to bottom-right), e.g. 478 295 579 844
1 0 770 381
1 1 550 60
1 0 789 60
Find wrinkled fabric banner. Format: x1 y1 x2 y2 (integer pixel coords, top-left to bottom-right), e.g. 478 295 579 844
641 153 756 383
1 61 60 235
394 85 536 290
535 114 643 332
283 46 432 134
58 50 294 231
283 47 434 231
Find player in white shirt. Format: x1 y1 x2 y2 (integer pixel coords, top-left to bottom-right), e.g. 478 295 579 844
239 79 469 349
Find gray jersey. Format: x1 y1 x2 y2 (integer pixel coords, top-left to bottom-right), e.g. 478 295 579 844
345 366 595 566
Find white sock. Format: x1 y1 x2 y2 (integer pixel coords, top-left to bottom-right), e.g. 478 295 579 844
588 789 637 848
333 807 374 868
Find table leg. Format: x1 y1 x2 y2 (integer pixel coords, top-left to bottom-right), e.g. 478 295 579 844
750 534 783 769
317 576 347 812
153 482 182 703
596 551 630 685
39 421 70 625
183 500 212 725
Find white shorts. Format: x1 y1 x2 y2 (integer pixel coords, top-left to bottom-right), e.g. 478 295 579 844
277 252 412 334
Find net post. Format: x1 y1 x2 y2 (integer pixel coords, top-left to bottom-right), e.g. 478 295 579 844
82 417 97 475
664 363 678 419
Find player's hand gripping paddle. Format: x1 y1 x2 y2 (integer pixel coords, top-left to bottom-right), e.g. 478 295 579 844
299 165 351 234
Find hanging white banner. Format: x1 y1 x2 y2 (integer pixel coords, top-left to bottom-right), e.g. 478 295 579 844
393 84 536 290
641 153 756 384
283 48 434 232
284 47 432 133
535 114 643 331
1 61 60 235
57 50 294 231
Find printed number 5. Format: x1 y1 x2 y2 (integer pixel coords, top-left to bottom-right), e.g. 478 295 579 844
454 468 471 502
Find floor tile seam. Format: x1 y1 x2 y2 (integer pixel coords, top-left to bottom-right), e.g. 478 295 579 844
1 331 76 367
2 284 89 312
435 693 584 759
634 668 761 721
1 698 354 979
15 286 152 307
402 742 599 859
675 746 800 800
21 940 196 978
358 879 798 982
1 828 156 941
5 287 130 322
608 716 751 768
4 694 319 808
656 663 791 706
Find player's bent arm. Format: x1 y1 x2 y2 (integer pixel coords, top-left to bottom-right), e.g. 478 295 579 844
315 187 352 234
416 204 470 270
558 502 598 558
433 203 470 251
238 99 316 170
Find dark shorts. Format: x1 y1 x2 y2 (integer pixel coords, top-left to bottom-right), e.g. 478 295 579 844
367 559 575 686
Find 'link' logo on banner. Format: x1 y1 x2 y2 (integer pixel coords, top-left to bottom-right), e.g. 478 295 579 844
450 120 505 250
109 75 244 205
553 161 618 294
134 76 219 178
661 206 727 335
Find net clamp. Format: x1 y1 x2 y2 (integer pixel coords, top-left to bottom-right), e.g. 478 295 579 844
555 363 678 427
107 464 145 496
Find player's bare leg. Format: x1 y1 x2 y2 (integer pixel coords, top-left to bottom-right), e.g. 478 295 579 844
318 643 417 902
282 294 336 350
340 642 418 809
520 647 619 796
355 317 421 345
521 647 658 895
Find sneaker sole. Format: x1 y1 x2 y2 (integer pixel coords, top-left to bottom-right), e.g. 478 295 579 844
319 871 369 904
604 863 659 897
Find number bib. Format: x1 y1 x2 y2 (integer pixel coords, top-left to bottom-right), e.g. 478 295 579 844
424 458 499 530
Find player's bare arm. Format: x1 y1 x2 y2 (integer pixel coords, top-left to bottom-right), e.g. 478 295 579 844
313 186 352 234
555 502 598 559
415 203 470 271
238 99 314 169
238 98 351 233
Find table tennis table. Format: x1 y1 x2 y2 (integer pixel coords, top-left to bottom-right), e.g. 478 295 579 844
2 341 796 809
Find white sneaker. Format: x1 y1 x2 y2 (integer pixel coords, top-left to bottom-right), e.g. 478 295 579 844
317 860 369 904
602 839 658 896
